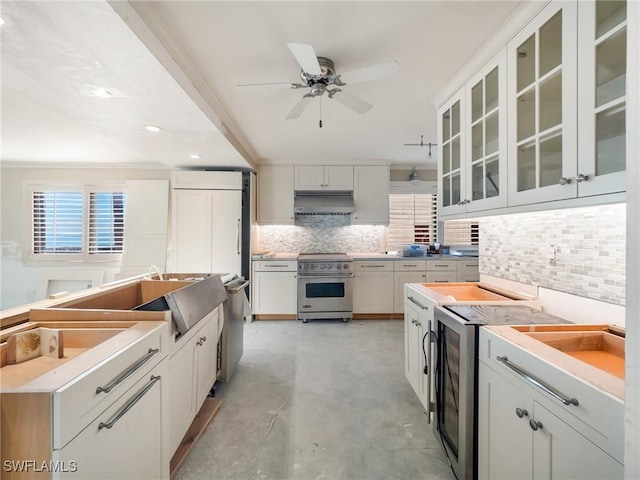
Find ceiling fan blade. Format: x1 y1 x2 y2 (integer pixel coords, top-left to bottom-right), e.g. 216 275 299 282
331 91 373 115
286 95 314 119
236 82 296 88
339 60 400 84
287 42 321 75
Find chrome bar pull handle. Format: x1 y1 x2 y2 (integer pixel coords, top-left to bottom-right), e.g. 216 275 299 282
496 356 579 406
98 375 161 430
96 348 159 394
407 296 429 310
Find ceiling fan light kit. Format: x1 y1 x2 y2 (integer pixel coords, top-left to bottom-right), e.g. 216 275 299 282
238 42 399 126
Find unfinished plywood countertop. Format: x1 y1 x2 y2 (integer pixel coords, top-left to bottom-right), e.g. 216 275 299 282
486 324 624 401
409 282 538 304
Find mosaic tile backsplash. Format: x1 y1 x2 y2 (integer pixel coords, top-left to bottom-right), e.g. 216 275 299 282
259 217 385 253
480 203 626 305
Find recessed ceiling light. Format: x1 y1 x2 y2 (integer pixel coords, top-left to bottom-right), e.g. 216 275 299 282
91 88 114 98
189 154 201 159
144 125 161 133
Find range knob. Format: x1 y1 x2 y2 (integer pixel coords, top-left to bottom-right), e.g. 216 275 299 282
310 264 316 270
343 264 349 270
336 264 342 269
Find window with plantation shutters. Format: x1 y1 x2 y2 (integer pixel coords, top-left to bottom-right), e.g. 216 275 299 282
89 191 125 254
387 194 438 247
29 184 126 261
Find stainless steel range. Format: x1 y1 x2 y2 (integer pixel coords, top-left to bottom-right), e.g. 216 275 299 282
297 253 353 323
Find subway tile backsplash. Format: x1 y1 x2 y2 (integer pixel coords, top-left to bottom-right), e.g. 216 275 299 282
259 217 384 253
480 203 626 306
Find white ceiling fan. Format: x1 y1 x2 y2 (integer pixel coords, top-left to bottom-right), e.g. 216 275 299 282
238 42 400 124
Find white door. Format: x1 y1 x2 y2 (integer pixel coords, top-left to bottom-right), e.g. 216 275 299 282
210 190 242 275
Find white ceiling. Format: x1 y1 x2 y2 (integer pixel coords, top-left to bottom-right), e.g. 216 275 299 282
0 1 523 171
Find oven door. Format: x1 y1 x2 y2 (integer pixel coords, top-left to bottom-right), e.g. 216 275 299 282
297 275 353 320
433 307 477 480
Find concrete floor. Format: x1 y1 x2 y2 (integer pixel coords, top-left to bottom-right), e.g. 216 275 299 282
174 320 456 480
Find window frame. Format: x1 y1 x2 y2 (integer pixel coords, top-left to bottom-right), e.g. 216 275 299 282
26 182 126 263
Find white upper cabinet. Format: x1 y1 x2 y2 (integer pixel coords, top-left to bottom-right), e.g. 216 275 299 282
294 165 354 190
507 1 578 206
439 50 508 216
258 165 294 224
438 88 467 215
353 165 389 225
577 0 628 196
466 49 508 212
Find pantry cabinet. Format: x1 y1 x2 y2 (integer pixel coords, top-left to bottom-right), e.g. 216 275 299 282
352 166 389 225
294 165 353 191
171 176 242 274
258 165 294 224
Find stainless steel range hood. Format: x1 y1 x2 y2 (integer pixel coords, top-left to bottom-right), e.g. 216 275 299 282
294 190 355 215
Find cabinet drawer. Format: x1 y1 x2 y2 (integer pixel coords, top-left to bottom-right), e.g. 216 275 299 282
253 260 297 271
479 328 624 462
425 272 457 283
457 261 479 275
459 273 480 282
394 260 427 271
354 261 394 272
53 324 167 449
53 362 166 479
425 260 457 271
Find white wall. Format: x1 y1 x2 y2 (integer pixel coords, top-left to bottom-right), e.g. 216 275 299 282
0 167 170 309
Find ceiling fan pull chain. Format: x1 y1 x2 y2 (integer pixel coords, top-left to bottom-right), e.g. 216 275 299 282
319 97 323 128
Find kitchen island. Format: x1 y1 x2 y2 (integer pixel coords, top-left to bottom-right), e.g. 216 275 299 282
0 275 226 479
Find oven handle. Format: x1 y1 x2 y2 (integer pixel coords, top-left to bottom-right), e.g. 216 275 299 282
297 273 355 279
496 356 579 406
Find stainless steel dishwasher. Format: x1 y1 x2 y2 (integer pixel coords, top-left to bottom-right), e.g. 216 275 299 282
218 274 250 382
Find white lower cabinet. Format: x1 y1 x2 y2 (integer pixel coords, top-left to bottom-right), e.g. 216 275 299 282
54 362 167 480
167 309 219 455
478 328 623 480
353 261 394 313
403 288 435 415
251 261 297 315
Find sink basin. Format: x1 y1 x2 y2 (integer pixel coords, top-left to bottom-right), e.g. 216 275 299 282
513 325 625 379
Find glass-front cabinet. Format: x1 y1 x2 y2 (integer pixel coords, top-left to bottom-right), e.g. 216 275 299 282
438 89 466 215
465 49 507 212
577 0 627 196
507 1 578 206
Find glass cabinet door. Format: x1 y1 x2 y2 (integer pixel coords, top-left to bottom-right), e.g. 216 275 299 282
577 0 627 196
508 2 577 206
438 89 466 215
466 49 507 212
